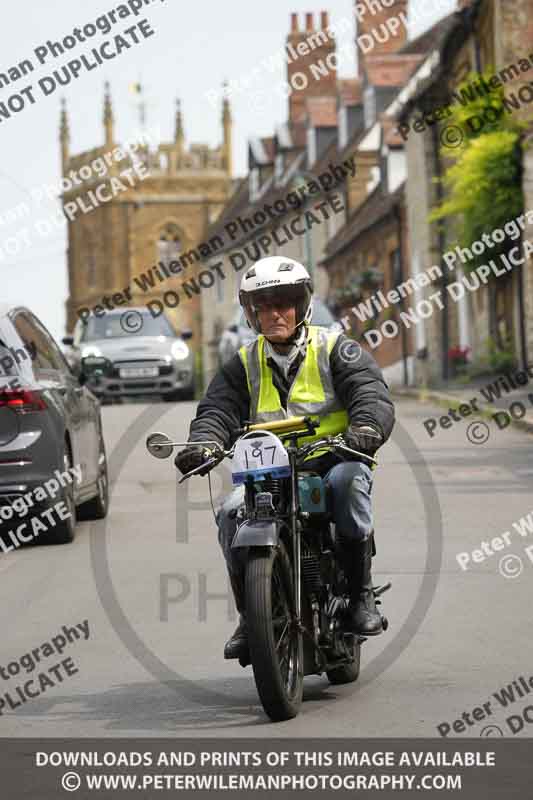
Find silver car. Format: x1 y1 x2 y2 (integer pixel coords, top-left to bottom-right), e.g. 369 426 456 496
65 308 195 402
218 299 341 366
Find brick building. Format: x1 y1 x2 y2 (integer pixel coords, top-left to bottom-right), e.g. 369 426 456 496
396 0 533 384
198 0 533 389
320 1 446 385
199 3 448 387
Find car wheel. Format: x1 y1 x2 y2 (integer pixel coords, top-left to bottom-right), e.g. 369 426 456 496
47 445 77 544
77 431 109 521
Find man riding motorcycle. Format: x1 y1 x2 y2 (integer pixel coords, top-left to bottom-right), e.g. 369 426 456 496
175 256 395 661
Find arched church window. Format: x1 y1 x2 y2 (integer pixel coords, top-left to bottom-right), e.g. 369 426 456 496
158 224 181 267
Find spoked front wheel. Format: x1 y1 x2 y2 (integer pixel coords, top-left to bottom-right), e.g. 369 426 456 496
246 542 303 721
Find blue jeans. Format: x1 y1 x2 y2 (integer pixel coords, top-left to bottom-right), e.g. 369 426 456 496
216 461 374 576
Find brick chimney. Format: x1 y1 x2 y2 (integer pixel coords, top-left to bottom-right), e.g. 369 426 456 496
287 11 337 124
355 0 408 57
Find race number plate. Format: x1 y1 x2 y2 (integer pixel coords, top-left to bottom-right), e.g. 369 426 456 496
231 430 290 485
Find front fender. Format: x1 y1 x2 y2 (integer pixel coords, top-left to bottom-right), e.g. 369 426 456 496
231 518 282 549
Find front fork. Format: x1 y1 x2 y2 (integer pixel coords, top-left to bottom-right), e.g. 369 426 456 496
288 448 302 626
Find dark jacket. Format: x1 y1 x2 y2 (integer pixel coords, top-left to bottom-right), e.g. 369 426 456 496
188 331 395 471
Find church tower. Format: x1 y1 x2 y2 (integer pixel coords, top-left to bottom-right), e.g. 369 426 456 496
62 85 234 357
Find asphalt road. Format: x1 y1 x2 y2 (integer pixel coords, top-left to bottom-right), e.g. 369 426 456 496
1 396 532 737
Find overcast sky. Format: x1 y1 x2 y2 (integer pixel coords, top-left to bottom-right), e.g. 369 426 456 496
1 0 455 342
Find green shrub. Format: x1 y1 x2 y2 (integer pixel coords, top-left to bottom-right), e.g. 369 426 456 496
428 66 528 273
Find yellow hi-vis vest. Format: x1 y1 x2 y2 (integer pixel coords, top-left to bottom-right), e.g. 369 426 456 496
238 325 349 449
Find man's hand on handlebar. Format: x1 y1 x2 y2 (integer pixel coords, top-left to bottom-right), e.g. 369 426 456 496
344 424 383 455
174 445 215 477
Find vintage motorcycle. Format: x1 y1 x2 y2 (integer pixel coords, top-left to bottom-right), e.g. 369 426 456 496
146 415 390 722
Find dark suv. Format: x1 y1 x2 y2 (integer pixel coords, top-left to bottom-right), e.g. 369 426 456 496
0 303 108 544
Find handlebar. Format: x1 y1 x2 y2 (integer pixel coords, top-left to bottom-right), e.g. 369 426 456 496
295 435 378 466
146 424 378 483
239 416 317 436
175 434 377 483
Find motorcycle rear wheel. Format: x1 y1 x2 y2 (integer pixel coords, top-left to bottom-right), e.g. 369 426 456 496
246 542 304 721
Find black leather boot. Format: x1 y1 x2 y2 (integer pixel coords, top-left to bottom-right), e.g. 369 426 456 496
344 536 383 636
223 572 249 660
223 616 248 660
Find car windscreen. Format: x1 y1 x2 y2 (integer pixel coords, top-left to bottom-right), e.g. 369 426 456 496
80 314 175 341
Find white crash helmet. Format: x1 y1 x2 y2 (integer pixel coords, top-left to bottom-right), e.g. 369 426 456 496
239 256 313 336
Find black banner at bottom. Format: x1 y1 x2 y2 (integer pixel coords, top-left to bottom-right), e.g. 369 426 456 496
0 738 530 798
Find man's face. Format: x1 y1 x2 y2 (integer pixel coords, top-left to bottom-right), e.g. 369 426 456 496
255 299 297 342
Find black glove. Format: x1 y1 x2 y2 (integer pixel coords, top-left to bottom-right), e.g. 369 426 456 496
174 445 213 476
344 424 383 455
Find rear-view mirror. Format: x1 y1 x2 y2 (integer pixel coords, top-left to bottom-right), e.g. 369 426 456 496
146 432 174 459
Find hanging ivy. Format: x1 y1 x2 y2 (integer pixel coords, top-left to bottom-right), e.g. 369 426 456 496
428 66 530 273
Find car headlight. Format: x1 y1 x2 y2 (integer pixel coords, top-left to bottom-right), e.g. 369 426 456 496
81 345 103 358
171 341 189 361
82 357 109 377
